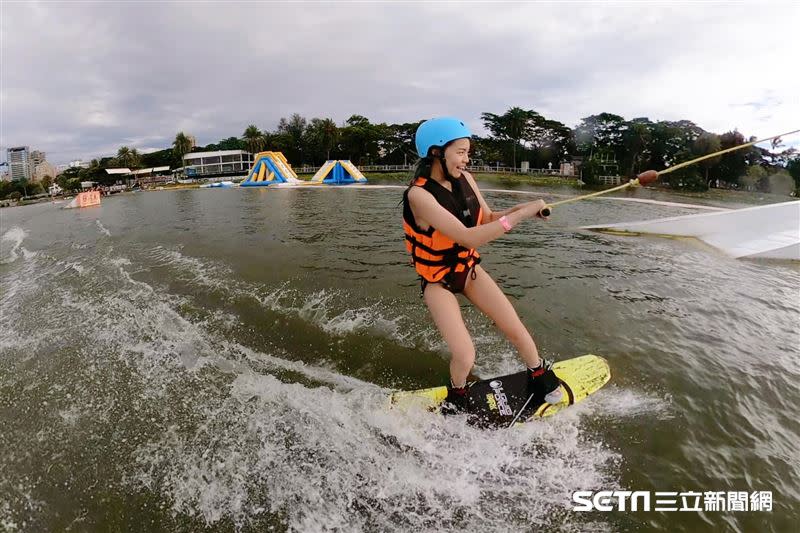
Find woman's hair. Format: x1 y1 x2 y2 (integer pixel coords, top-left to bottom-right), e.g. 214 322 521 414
408 156 434 186
399 155 435 207
407 145 446 186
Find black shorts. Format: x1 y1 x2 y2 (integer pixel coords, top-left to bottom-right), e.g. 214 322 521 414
420 265 478 296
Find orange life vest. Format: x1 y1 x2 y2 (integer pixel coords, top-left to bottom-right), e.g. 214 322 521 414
402 175 483 284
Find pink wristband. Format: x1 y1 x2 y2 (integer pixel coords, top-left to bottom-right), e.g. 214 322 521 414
499 215 512 232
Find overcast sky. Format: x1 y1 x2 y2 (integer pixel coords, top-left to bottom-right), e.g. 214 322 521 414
2 1 798 164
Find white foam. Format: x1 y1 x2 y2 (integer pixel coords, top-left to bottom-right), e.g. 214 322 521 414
148 246 234 292
95 220 112 236
60 261 86 275
139 246 448 352
577 385 674 421
1 239 620 532
129 371 619 531
0 226 28 264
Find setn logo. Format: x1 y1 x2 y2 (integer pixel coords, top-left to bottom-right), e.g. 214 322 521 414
573 490 773 512
572 491 651 511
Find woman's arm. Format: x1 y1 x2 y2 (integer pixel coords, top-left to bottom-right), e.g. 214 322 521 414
461 171 543 224
482 203 528 223
408 186 543 250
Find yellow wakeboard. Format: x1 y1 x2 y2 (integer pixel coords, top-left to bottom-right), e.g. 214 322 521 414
389 354 610 428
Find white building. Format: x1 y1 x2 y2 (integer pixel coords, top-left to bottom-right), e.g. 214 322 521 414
7 146 31 181
180 150 252 177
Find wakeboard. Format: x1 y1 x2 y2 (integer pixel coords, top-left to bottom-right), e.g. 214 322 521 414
389 354 610 428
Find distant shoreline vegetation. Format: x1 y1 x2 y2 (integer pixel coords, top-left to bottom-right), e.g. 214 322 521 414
3 108 799 199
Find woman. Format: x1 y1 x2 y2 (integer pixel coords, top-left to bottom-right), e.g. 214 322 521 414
402 117 562 414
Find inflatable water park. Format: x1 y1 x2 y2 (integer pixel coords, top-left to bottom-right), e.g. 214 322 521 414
240 152 367 187
240 151 303 186
310 160 367 185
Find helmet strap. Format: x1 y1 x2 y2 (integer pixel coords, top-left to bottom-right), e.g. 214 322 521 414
432 146 456 181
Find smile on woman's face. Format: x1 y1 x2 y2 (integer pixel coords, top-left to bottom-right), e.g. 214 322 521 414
444 138 470 177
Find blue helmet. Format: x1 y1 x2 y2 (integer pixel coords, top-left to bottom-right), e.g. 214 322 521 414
415 117 471 158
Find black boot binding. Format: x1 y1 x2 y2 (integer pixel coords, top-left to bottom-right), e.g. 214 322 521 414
527 358 563 404
440 382 470 415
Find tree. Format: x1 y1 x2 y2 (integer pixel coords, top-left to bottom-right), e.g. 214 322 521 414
141 148 174 168
242 125 265 154
574 113 626 159
115 146 134 168
339 115 381 165
172 132 193 166
319 118 340 161
306 118 340 162
217 136 244 151
713 130 748 185
786 156 800 194
481 107 540 168
646 120 705 172
28 182 44 195
621 118 653 176
469 136 506 168
740 164 766 191
759 169 794 195
130 148 141 169
276 113 308 163
526 117 574 168
692 132 722 183
579 155 603 186
55 167 83 191
377 121 420 165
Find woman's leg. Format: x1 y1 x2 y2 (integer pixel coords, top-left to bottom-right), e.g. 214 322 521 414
462 265 542 369
423 282 475 387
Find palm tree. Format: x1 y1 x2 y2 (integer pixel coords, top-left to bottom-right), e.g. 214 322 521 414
130 148 141 169
242 124 265 155
173 132 193 165
116 146 134 168
308 118 340 160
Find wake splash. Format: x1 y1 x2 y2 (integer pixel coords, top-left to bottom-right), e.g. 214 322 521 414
130 371 620 532
1 242 624 532
0 226 34 264
148 245 446 352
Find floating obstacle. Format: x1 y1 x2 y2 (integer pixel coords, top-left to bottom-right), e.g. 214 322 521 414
240 151 302 187
310 160 367 185
64 190 101 209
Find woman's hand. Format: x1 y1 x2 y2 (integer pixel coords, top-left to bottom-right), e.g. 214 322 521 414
520 199 549 220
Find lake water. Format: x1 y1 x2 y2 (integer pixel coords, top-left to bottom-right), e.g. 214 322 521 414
1 184 798 532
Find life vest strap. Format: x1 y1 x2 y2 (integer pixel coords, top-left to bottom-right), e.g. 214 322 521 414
405 235 461 257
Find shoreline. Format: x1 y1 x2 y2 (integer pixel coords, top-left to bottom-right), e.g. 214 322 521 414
2 173 795 209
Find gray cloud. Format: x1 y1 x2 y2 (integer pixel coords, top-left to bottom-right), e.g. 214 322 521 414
2 1 798 164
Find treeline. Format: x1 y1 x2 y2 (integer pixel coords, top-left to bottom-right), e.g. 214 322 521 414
9 107 798 197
